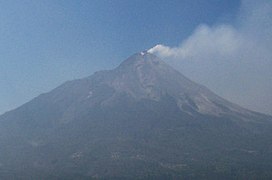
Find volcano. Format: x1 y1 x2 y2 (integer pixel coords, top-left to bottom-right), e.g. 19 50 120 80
0 52 272 179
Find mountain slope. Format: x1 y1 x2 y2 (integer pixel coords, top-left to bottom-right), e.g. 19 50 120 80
0 52 272 179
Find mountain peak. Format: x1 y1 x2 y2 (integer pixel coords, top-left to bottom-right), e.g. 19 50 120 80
117 51 163 70
132 50 157 59
140 50 148 56
110 51 256 116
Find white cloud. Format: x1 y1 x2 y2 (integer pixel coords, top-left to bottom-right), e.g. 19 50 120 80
148 24 242 60
148 0 272 115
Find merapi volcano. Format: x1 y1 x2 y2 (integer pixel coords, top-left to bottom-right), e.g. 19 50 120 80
0 52 272 179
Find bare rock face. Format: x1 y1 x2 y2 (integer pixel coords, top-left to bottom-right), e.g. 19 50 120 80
80 52 262 117
0 52 272 179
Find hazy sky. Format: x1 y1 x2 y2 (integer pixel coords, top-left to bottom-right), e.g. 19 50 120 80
0 0 270 115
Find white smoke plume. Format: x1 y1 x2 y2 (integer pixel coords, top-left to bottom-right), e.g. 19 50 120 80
148 0 272 115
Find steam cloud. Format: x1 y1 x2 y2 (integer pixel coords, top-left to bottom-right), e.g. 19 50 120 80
148 0 272 115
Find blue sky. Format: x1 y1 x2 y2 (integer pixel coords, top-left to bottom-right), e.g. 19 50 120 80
1 0 271 115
